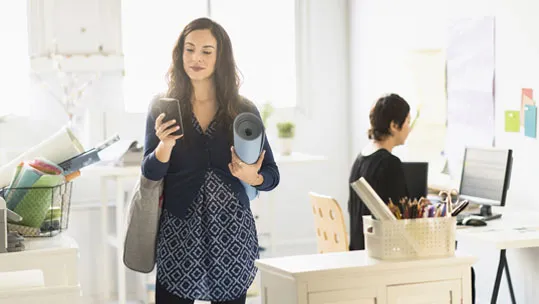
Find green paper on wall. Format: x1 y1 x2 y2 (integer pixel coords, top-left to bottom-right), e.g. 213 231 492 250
505 111 520 132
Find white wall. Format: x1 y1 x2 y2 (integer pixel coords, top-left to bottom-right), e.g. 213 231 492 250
0 1 351 302
350 0 539 303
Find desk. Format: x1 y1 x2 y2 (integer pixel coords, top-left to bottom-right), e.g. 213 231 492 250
256 250 476 304
455 208 539 304
0 234 81 303
81 165 140 304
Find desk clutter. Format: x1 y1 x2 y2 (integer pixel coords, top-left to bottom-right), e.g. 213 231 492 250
351 177 457 260
0 127 121 248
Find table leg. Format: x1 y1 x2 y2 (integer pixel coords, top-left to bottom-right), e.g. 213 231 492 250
116 178 126 304
491 249 516 304
504 251 517 304
100 177 110 302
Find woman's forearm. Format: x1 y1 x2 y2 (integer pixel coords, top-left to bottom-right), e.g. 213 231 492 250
155 141 174 163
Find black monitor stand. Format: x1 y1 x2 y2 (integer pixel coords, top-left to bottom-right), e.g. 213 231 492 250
472 205 502 221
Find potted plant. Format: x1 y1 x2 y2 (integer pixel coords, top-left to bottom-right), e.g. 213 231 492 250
276 121 295 155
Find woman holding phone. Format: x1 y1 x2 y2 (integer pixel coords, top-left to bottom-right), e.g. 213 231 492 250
142 18 280 304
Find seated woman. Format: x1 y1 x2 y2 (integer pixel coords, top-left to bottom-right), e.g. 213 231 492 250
347 93 410 251
347 93 475 303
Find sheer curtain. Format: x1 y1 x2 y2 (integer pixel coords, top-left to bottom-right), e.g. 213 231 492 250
122 0 207 113
0 2 30 116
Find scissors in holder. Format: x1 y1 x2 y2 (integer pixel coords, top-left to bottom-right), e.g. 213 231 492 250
438 189 460 215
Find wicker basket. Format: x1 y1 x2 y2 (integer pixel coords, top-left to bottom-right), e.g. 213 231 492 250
2 182 73 237
363 215 456 260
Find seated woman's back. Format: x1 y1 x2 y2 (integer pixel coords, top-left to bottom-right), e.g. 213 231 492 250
348 93 411 251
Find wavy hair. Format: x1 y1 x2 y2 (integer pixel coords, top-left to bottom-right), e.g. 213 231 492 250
166 17 242 128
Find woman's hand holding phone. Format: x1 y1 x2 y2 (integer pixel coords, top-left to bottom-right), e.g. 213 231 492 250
154 113 183 163
155 113 183 147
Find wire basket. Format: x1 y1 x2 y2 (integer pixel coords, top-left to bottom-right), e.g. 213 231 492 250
363 215 456 260
1 182 73 237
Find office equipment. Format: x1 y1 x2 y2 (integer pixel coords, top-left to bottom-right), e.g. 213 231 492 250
0 126 84 188
350 177 396 221
157 98 184 137
458 147 513 221
363 215 456 260
58 134 120 175
256 250 476 304
402 162 428 200
451 200 470 217
462 217 487 227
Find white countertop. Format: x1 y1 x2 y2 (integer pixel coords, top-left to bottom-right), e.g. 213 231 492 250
255 250 476 279
456 207 539 250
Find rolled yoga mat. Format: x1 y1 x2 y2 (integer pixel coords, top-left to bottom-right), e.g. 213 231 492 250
0 126 84 188
233 112 265 200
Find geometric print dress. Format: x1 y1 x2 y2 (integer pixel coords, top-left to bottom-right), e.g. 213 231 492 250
156 116 259 302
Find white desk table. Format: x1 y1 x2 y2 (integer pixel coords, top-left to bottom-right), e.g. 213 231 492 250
456 208 539 304
0 234 81 303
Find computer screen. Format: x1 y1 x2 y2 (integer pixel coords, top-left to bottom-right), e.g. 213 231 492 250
402 162 428 200
459 147 512 206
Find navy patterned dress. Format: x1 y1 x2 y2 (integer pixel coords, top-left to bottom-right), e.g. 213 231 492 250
156 117 259 302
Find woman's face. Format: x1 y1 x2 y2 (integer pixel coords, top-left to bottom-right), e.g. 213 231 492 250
183 29 217 82
391 113 411 145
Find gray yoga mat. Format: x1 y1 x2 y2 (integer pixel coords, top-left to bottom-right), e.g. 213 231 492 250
233 112 265 200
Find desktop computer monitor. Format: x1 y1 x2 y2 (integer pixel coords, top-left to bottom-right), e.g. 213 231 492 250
458 147 513 219
402 162 428 200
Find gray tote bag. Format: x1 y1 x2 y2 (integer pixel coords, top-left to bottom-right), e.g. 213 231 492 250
123 174 163 273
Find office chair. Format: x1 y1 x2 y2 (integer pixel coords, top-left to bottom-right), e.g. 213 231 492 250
308 192 349 253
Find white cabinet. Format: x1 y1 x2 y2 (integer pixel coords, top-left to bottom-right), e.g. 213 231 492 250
309 288 378 304
387 280 461 304
256 250 476 304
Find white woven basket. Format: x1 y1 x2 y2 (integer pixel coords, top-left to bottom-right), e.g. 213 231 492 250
363 215 456 260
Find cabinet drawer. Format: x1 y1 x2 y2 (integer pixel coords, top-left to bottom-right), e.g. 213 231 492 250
387 280 461 304
309 288 377 304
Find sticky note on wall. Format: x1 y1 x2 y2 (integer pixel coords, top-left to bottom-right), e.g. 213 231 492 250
524 104 537 138
505 111 520 132
521 88 535 125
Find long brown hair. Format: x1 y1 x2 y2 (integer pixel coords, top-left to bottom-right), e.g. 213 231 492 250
166 17 242 128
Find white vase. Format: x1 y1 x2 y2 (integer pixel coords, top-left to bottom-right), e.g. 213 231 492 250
279 137 293 155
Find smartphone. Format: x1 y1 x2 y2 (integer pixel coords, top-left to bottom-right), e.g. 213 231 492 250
158 97 184 137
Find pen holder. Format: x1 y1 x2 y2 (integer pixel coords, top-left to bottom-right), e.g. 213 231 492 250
363 216 456 260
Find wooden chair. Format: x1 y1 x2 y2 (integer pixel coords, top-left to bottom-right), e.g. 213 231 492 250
308 192 349 253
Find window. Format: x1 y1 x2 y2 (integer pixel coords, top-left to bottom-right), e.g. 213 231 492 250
121 1 208 113
0 2 30 116
210 0 297 108
122 0 297 112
